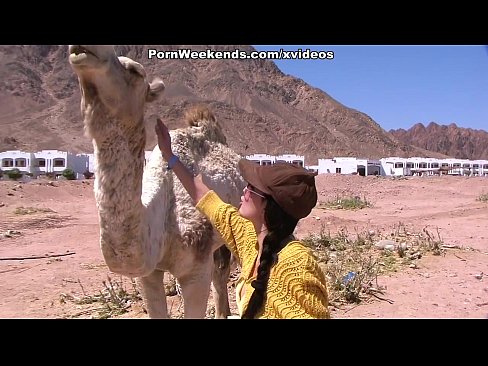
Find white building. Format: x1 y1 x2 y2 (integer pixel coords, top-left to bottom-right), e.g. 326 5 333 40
380 157 488 176
245 153 305 167
471 160 488 176
1 149 90 179
0 149 77 177
274 154 305 167
31 150 78 177
317 157 381 176
245 154 275 166
0 150 33 174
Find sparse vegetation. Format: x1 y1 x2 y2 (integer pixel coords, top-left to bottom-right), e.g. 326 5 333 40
14 206 55 215
477 193 488 202
319 195 372 210
62 222 449 318
303 226 378 305
302 223 446 307
6 168 23 180
60 276 142 319
62 168 76 180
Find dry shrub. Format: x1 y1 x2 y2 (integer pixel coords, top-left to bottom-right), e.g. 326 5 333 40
319 195 372 210
60 276 142 319
303 222 446 307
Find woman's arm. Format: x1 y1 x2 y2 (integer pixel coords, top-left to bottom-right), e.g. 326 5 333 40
155 118 209 204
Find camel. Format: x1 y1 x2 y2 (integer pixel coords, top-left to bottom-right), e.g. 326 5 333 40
68 45 245 318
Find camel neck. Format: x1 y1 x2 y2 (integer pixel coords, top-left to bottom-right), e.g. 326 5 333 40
91 123 150 276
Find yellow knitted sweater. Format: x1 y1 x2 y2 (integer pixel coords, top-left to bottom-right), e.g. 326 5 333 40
196 190 330 319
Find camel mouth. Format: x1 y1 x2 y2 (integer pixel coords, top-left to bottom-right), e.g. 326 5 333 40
69 45 98 65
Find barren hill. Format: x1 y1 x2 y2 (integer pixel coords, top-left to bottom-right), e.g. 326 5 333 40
0 45 447 164
390 122 488 160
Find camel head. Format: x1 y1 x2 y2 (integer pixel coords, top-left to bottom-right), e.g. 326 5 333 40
68 45 165 132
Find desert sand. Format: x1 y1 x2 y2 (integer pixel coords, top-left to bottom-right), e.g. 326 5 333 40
1 173 487 318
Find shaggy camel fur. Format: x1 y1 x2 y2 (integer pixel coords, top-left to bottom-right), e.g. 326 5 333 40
68 45 245 318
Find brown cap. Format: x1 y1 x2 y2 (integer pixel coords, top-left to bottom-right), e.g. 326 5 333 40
238 159 318 220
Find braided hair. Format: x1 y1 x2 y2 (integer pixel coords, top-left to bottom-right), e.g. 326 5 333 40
241 196 298 319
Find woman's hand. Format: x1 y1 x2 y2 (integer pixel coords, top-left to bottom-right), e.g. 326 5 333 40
154 117 210 203
155 118 173 160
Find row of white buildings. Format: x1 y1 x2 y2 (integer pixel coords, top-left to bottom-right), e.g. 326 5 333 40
245 153 488 177
0 149 152 180
0 150 93 179
1 149 488 180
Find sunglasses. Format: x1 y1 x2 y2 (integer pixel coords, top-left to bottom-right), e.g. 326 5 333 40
243 184 266 201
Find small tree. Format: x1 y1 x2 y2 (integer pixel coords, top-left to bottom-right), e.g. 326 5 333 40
6 168 23 180
62 168 76 180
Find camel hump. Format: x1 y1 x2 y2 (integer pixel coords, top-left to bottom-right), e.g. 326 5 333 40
185 104 216 127
184 104 227 144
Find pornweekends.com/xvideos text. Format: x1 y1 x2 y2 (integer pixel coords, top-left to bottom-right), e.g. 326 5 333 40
147 48 334 60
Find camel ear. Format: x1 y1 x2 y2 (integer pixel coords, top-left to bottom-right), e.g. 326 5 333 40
118 56 147 78
147 77 165 102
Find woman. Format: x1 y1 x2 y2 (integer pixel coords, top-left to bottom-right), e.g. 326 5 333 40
155 118 330 319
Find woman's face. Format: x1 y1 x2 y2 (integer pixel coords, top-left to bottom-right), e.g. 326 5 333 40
238 183 267 222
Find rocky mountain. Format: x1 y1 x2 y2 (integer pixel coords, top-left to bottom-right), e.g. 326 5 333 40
0 45 447 165
390 122 488 160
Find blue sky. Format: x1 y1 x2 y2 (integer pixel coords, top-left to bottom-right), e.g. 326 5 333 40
253 45 488 132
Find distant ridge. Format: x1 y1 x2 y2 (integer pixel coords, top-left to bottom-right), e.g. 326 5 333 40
390 122 488 160
0 45 449 164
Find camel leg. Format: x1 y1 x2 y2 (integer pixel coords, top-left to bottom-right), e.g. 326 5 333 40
137 270 168 318
211 245 231 319
177 265 212 318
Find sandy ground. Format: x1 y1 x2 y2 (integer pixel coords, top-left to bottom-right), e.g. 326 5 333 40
1 174 487 319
